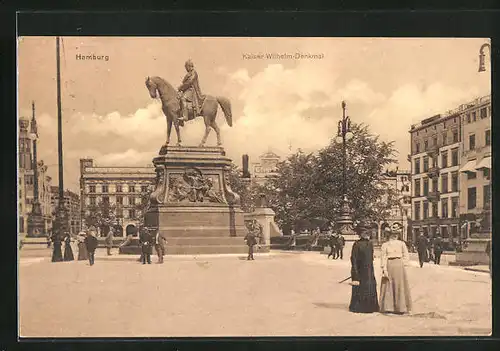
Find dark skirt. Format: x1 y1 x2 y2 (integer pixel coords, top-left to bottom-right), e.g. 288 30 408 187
78 242 88 260
380 258 412 313
349 267 380 313
64 242 74 261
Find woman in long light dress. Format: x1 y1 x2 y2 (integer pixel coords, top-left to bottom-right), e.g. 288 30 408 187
379 224 412 314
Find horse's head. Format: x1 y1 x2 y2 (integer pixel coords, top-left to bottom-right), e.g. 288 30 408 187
145 76 158 99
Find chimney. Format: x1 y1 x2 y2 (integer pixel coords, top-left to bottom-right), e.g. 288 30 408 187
242 154 250 178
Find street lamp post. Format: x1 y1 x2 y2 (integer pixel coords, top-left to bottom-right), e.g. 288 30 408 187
335 101 356 236
27 101 45 238
478 43 491 72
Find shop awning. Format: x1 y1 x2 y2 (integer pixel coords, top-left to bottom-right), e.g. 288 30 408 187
475 156 491 170
460 160 477 173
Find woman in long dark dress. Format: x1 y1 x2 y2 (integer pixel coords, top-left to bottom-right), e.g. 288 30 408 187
77 232 89 261
349 222 379 313
63 233 75 261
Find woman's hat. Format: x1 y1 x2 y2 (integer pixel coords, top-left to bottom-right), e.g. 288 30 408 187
385 223 403 236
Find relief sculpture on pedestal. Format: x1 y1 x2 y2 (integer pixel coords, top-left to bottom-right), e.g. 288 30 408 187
167 167 226 204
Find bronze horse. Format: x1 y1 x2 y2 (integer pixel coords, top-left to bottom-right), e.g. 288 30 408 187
145 76 233 147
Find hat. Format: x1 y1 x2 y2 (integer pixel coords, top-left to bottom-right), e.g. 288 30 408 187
385 223 403 237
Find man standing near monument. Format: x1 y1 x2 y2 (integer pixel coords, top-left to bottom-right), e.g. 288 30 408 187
105 227 114 256
244 221 260 260
154 229 167 264
139 227 153 265
85 227 98 266
336 232 346 260
177 59 204 123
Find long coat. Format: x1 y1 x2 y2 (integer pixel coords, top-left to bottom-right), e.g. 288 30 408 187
349 238 380 313
63 236 74 261
85 235 98 252
140 232 153 254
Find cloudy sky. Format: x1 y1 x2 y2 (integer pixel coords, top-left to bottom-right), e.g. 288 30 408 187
18 37 491 192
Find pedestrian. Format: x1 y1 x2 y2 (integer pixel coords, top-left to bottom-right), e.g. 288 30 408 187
336 232 345 260
244 221 259 260
154 229 167 264
139 227 153 264
433 235 443 265
84 228 98 266
427 236 435 263
348 221 379 314
379 224 412 315
46 233 51 248
105 227 114 256
77 231 89 261
326 229 336 259
416 232 428 268
51 232 63 262
63 233 74 261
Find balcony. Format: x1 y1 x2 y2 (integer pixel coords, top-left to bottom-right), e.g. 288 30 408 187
427 167 440 178
426 145 439 157
427 191 440 201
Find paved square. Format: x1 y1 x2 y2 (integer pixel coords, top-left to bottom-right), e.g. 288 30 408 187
19 249 491 337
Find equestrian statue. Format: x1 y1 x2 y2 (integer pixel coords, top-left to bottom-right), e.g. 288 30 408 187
145 59 233 148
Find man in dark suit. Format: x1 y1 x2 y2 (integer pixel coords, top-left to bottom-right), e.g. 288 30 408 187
84 229 98 266
139 227 153 264
433 235 444 265
244 221 259 260
327 229 336 259
416 232 429 268
336 233 346 260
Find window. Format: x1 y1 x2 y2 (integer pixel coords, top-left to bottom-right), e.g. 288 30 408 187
469 134 476 150
451 148 459 166
483 185 491 209
129 196 135 205
467 172 477 180
116 185 122 193
432 202 438 218
467 187 477 210
423 201 429 219
414 202 421 220
466 114 471 123
415 142 420 153
472 111 477 122
433 136 438 146
451 172 458 192
442 226 449 238
451 225 458 238
452 130 459 143
423 178 429 196
414 179 421 197
102 185 109 193
441 173 449 193
116 208 123 218
442 132 447 146
441 150 448 168
451 197 459 218
483 168 490 180
128 209 136 218
116 196 123 205
89 185 96 193
414 158 420 174
102 196 109 204
129 185 135 193
485 130 491 146
432 178 438 192
480 107 488 119
441 199 448 218
424 140 429 151
89 196 96 205
141 185 149 193
423 156 429 172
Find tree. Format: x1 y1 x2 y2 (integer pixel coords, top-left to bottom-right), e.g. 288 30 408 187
227 163 264 212
262 123 398 231
133 187 153 227
84 200 117 236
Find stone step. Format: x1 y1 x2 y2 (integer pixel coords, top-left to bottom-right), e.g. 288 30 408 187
157 227 247 237
120 244 258 255
162 237 247 246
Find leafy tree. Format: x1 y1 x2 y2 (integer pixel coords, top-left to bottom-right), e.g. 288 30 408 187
227 163 263 212
84 200 117 236
133 187 153 227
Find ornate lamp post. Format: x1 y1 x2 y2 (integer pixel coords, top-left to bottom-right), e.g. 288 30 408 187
334 101 356 236
478 43 491 72
27 101 45 237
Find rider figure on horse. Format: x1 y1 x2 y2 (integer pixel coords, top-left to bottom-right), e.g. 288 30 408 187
177 59 204 122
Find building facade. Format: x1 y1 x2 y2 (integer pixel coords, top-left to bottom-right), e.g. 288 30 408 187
80 159 155 236
50 187 81 235
18 118 53 238
458 95 491 236
250 151 281 185
376 169 412 242
409 95 491 245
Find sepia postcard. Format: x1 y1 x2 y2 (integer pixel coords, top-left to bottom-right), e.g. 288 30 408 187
17 36 492 337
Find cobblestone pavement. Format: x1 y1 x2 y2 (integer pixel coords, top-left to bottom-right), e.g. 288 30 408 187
19 250 491 337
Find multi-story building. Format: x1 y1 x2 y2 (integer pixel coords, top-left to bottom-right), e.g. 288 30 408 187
18 117 53 238
251 150 281 185
409 106 462 245
409 94 491 246
376 169 412 242
80 159 155 236
50 187 81 235
458 95 491 236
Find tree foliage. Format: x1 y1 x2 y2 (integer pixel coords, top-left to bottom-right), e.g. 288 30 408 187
84 200 117 235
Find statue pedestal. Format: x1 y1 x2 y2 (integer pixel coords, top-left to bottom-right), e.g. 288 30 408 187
144 146 248 255
244 208 275 252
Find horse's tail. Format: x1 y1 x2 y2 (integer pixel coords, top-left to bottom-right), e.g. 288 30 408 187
216 96 233 127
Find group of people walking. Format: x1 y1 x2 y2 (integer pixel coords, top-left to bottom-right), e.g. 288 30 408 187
416 232 444 268
327 231 346 260
349 221 412 315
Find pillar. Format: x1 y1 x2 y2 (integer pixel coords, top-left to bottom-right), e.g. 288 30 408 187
244 207 276 246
